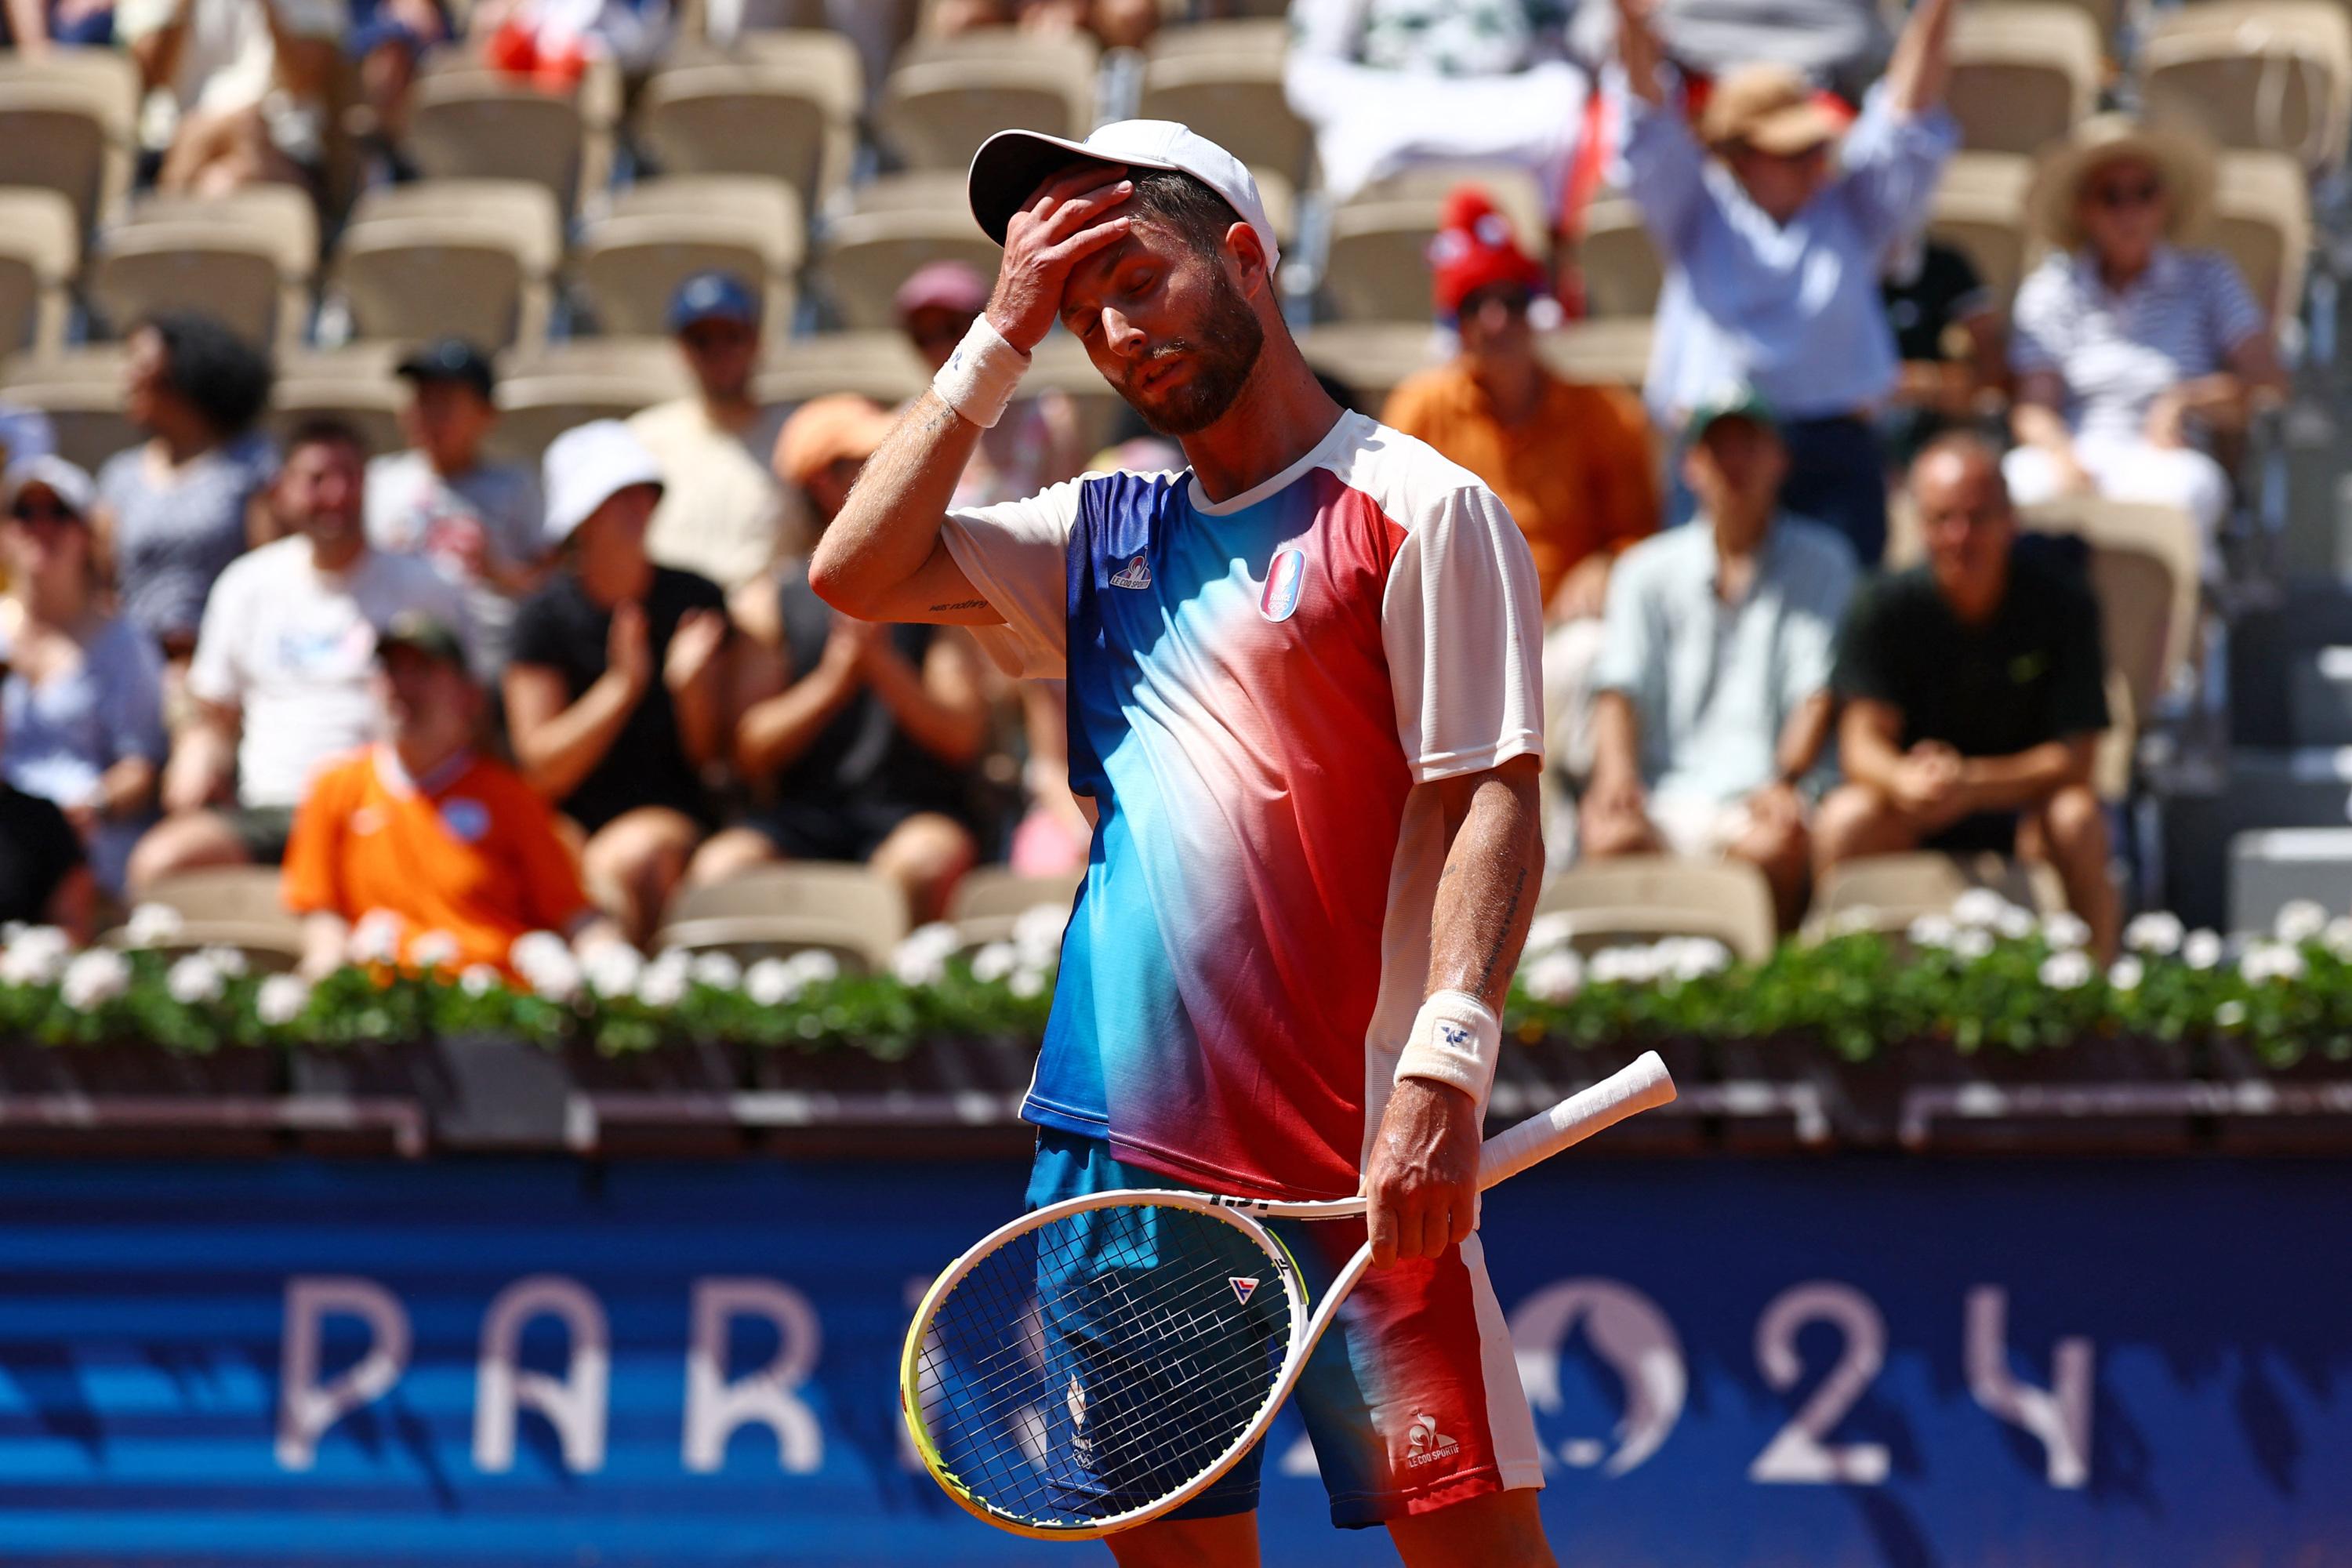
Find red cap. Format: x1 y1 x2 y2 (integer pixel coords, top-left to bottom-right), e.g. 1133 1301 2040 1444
1427 186 1545 318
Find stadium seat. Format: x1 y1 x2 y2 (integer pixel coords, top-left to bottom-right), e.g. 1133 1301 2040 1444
1324 165 1552 322
0 47 138 234
1947 3 2102 155
1927 152 2034 307
947 866 1082 949
810 173 1000 331
1138 39 1312 183
2212 149 2312 324
1806 852 2064 940
89 188 318 349
0 345 135 472
572 176 803 338
108 866 306 971
1296 321 1446 409
756 330 930 407
1025 331 1128 453
329 180 563 352
0 188 76 357
875 30 1098 172
270 346 408 459
1540 318 1656 389
655 862 910 971
1535 856 1778 964
2140 2 2352 174
488 350 691 467
634 31 862 213
406 68 589 212
1577 196 1662 319
2229 827 2352 935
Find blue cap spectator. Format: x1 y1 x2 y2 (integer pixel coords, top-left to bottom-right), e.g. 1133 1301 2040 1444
666 270 762 335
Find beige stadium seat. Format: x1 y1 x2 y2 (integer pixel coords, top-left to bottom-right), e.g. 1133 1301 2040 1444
655 862 910 971
0 189 77 357
811 173 1000 330
572 176 804 337
1926 152 2034 307
636 34 863 210
270 346 408 459
1947 4 2103 154
1577 196 1662 318
1296 321 1446 410
876 31 1098 172
2140 2 2352 174
108 866 305 969
1138 45 1312 183
407 70 587 210
948 865 1082 948
90 187 319 349
1535 856 1777 964
0 49 137 230
756 330 930 407
1806 852 2063 940
1325 164 1552 323
488 376 671 467
2211 149 2312 323
332 180 562 351
0 345 134 471
1026 330 1127 452
1541 317 1657 389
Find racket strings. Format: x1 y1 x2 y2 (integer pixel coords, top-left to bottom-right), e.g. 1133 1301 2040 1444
914 1202 1293 1527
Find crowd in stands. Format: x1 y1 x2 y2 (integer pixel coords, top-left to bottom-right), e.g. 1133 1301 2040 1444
0 0 2318 975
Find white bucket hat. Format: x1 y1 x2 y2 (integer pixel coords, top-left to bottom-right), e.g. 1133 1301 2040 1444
2 453 96 520
542 419 664 546
967 118 1280 273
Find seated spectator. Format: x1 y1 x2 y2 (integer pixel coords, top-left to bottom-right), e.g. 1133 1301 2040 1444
348 0 451 179
0 457 167 896
928 0 1156 49
2004 118 2285 570
1878 233 2001 467
1616 0 1957 564
1820 434 2118 958
366 338 545 670
116 0 344 197
0 709 93 942
474 0 668 84
96 312 277 662
1581 388 1853 928
629 271 800 593
692 396 985 923
2 0 117 53
505 421 731 947
284 612 621 980
1383 184 1657 775
898 262 1087 510
1286 0 1591 205
128 419 473 891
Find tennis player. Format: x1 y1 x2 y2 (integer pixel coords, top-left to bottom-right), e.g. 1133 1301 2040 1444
813 120 1552 1566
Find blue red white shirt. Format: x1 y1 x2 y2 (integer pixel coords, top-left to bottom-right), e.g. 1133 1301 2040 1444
942 411 1544 1200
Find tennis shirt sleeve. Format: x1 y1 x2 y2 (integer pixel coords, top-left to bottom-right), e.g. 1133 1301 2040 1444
941 476 1086 679
1381 485 1546 782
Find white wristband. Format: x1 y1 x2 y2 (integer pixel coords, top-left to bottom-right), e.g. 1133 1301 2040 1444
1394 989 1501 1102
931 313 1029 430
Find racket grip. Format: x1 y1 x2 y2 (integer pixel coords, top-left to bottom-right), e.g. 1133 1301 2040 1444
1476 1051 1676 1191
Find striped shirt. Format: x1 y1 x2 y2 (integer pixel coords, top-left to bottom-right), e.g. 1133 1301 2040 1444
2009 245 2266 446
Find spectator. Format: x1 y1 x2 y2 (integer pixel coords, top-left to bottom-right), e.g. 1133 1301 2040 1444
1616 0 1958 564
0 706 94 941
898 262 1087 510
0 457 167 896
474 0 669 85
3 0 116 53
505 421 731 947
1820 434 2118 959
366 338 545 670
1878 234 2001 467
95 312 276 661
127 418 472 891
628 271 800 592
691 395 986 923
1383 184 1657 774
928 0 1157 49
284 612 622 980
348 0 451 178
116 0 344 197
2004 117 2285 568
1581 387 1853 928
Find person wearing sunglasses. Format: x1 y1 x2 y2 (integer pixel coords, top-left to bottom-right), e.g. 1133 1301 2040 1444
2004 117 2285 574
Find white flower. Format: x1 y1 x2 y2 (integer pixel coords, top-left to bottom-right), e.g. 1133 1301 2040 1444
633 952 691 1008
2240 940 2307 986
1524 912 1577 956
782 949 839 989
2125 911 2185 956
256 973 310 1025
408 930 460 975
1994 904 2038 941
1521 949 1584 1004
2326 916 2352 961
745 956 797 1007
2038 950 2093 990
199 944 249 978
1588 945 1661 985
510 930 571 979
690 952 742 991
0 925 71 986
2108 956 2144 992
1952 888 2011 928
59 948 131 1009
1828 905 1884 936
1012 903 1069 965
1009 964 1048 999
1953 927 1996 962
124 902 185 948
970 941 1019 984
2274 899 2331 946
2215 1000 2248 1029
2040 911 2091 952
1655 936 1731 981
459 964 503 996
892 922 961 987
348 909 405 966
1907 913 1957 950
2183 929 2224 971
165 953 225 1005
583 942 644 998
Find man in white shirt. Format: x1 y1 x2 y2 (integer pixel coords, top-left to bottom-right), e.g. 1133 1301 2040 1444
127 418 472 894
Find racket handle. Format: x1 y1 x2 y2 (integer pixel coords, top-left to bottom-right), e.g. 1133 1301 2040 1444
1477 1051 1676 1191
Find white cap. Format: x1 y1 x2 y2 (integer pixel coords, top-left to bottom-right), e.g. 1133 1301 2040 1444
967 119 1280 273
542 419 664 546
1 453 96 519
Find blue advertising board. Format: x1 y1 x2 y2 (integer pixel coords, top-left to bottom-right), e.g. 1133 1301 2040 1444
0 1156 2346 1566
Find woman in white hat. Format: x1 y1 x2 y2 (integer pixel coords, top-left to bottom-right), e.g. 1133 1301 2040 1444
2005 116 2285 563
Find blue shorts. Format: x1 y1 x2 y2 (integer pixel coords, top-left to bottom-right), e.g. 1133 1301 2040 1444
1025 1128 1543 1529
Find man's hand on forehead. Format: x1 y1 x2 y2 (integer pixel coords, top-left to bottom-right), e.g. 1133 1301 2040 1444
985 163 1134 354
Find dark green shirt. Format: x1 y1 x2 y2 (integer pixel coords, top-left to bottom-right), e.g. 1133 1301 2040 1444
1831 550 2110 757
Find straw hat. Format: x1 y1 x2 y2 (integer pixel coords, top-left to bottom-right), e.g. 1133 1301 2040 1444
1698 65 1852 155
2028 115 2217 252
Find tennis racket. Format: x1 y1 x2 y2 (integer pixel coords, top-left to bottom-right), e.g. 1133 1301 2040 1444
901 1051 1675 1540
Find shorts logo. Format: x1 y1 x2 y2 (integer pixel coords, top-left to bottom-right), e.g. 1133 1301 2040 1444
1110 554 1152 590
1404 1411 1460 1471
1229 1276 1259 1306
1261 548 1306 622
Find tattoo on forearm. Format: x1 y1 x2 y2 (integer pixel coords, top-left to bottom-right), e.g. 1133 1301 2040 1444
1475 860 1530 997
928 598 989 612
